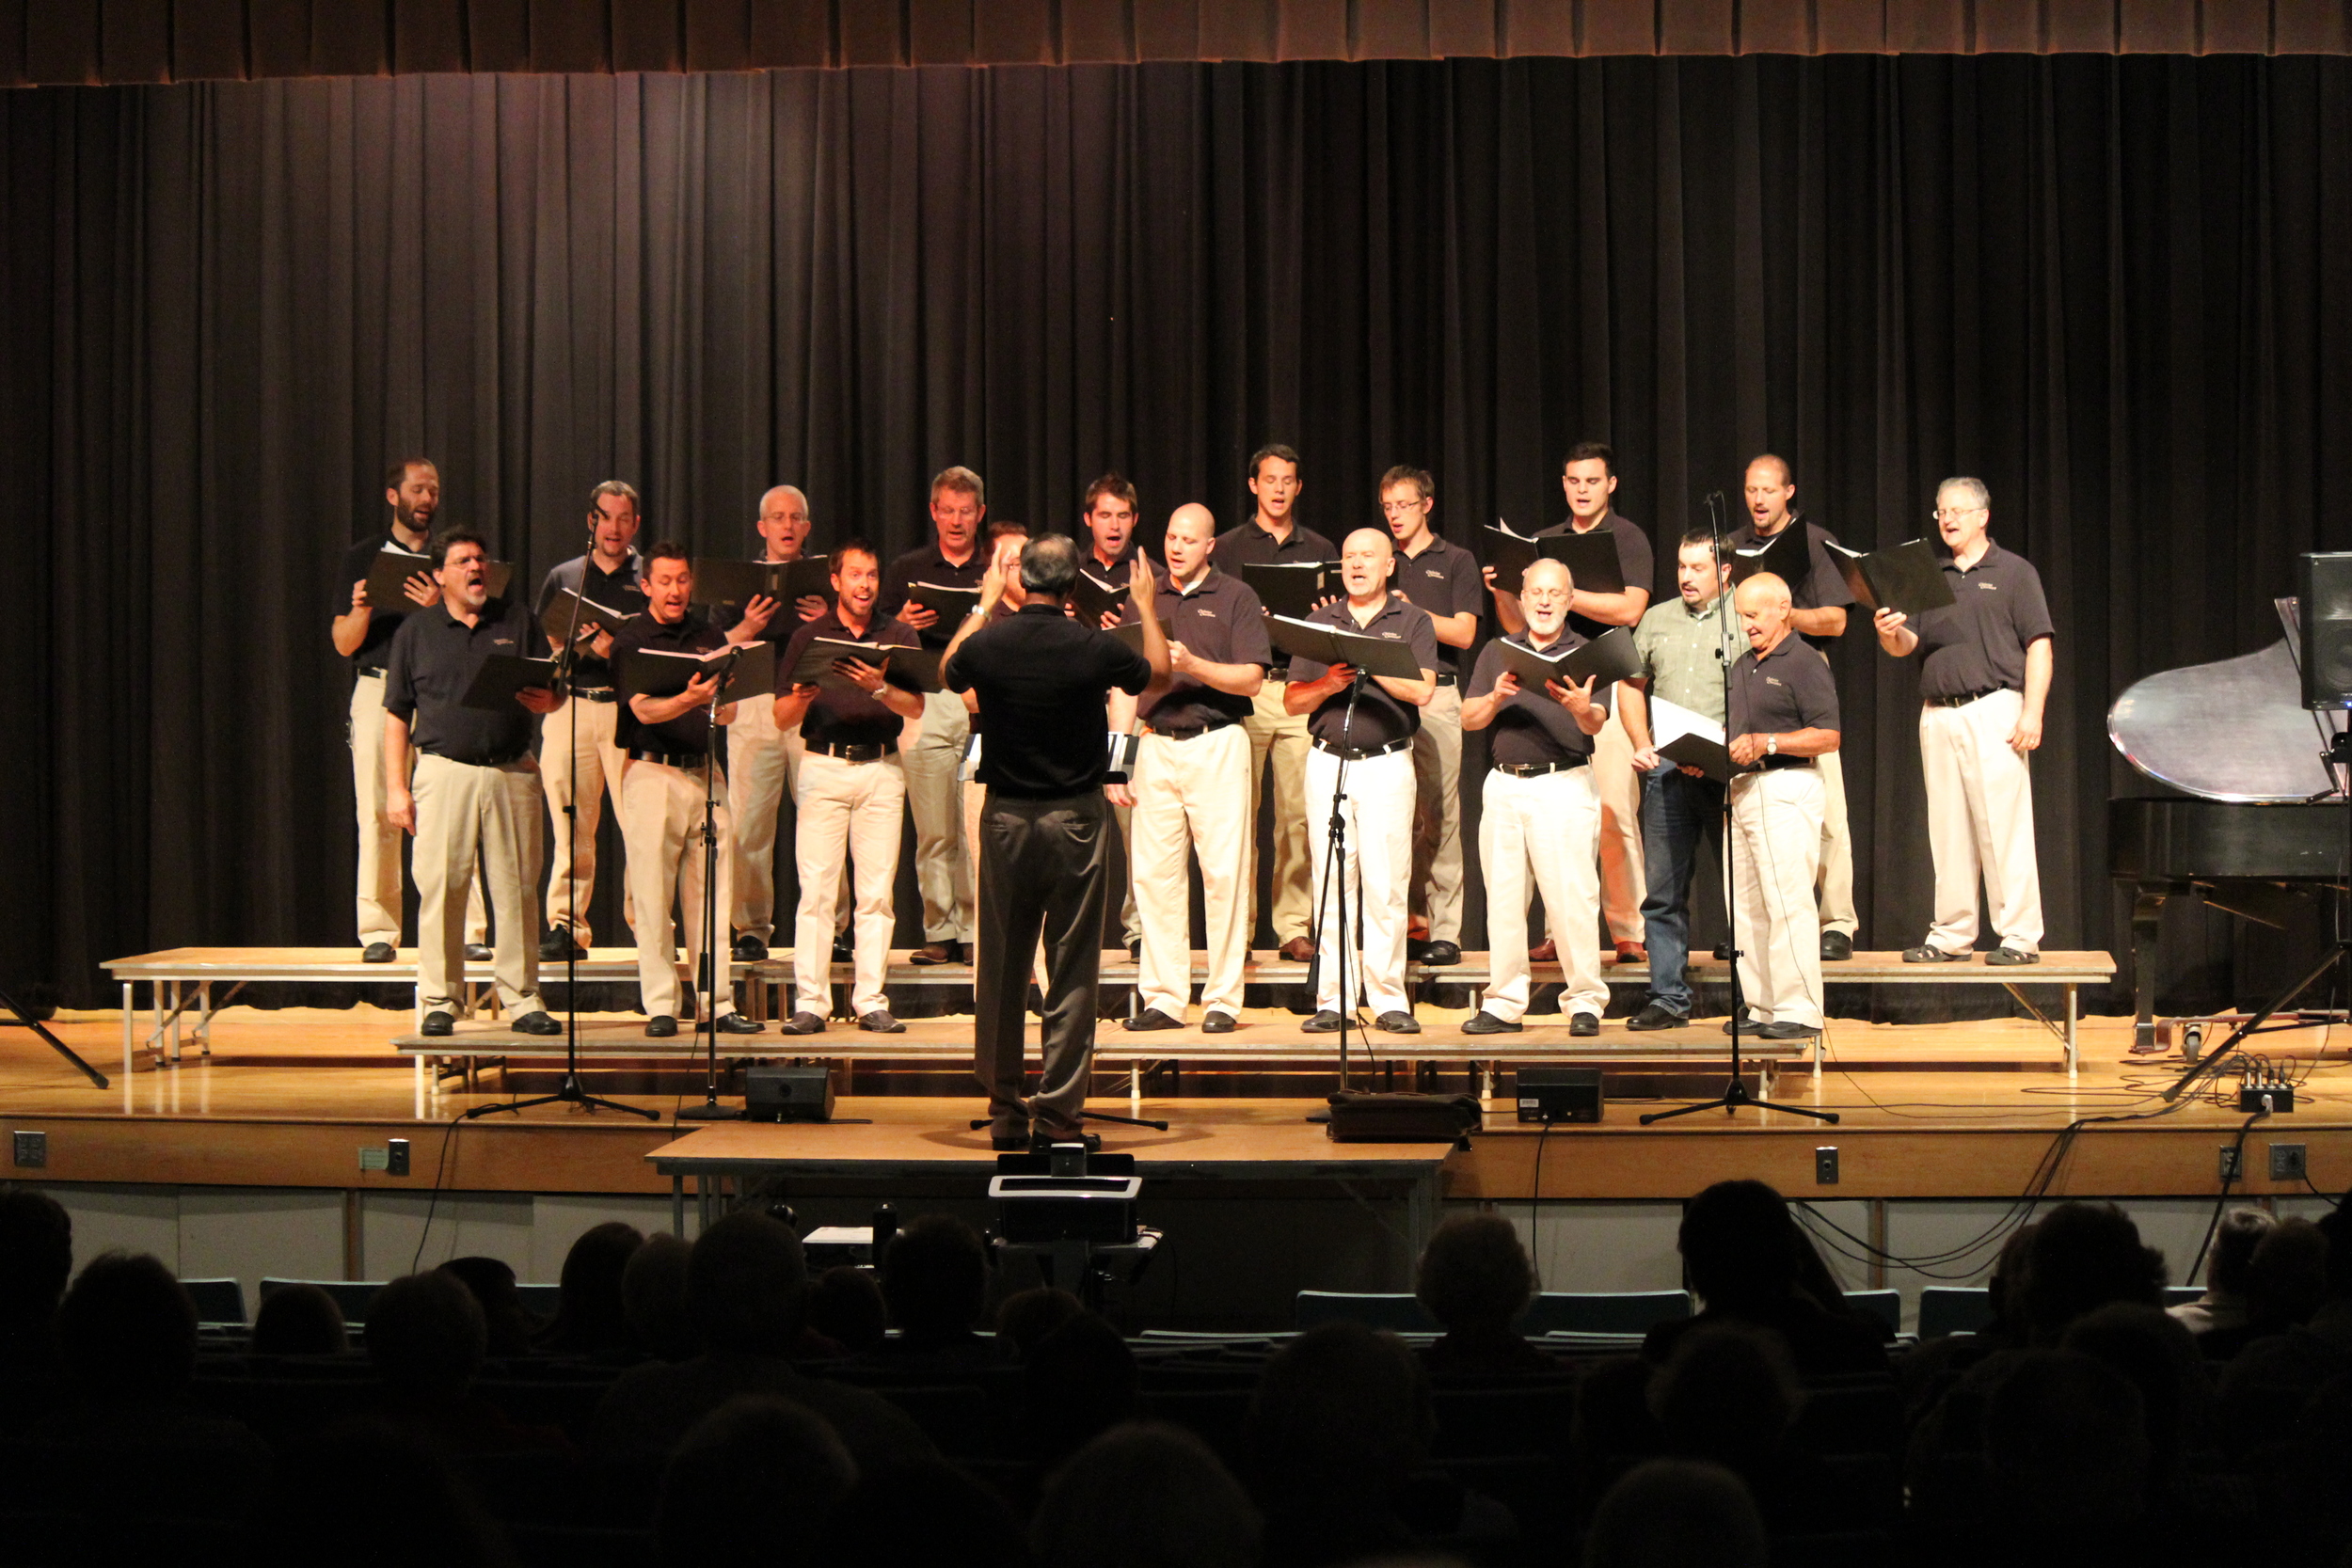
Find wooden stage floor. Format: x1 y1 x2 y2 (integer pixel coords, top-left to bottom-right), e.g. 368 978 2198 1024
4 1002 2347 1204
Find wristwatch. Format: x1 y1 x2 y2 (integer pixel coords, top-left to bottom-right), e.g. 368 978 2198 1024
1766 735 1779 756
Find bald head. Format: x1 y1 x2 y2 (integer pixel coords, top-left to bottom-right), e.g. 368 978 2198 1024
757 484 812 562
1519 558 1575 640
1339 527 1395 602
1743 457 1795 533
1164 503 1217 580
1735 573 1793 654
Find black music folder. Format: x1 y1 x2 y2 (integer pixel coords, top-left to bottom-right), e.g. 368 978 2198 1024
1483 521 1625 594
904 581 982 622
620 641 776 705
1826 539 1957 619
1493 626 1645 690
1729 525 1810 590
539 588 639 646
1109 618 1172 657
1263 615 1427 681
693 555 832 610
1240 561 1343 620
460 655 562 712
1649 695 1748 783
363 551 510 609
785 637 938 695
1072 570 1131 627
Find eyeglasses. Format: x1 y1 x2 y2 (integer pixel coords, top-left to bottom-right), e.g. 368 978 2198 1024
1931 507 1986 521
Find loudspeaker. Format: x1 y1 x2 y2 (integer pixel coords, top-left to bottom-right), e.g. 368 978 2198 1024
743 1065 834 1122
1325 1090 1482 1144
1514 1067 1604 1124
2298 553 2352 709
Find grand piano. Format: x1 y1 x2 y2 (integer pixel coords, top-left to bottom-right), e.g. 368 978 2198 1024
2108 599 2348 1053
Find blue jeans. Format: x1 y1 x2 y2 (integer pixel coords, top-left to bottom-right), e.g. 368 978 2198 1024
1639 761 1725 1015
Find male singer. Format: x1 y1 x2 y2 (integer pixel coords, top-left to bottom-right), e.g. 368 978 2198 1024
1874 478 2053 966
380 531 561 1038
943 537 1164 1149
1112 504 1271 1034
1284 529 1438 1035
1486 443 1653 962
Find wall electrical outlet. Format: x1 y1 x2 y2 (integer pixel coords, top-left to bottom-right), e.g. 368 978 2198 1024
358 1147 389 1172
12 1131 46 1168
2219 1146 2243 1180
1815 1147 1839 1184
387 1138 410 1177
2270 1143 2308 1182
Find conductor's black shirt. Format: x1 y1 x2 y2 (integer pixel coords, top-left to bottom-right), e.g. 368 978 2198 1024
944 604 1152 799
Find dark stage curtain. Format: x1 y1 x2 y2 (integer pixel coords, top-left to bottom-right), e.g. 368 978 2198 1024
3 55 2348 1009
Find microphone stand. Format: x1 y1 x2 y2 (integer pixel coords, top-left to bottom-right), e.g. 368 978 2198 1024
1644 492 1836 1127
678 649 744 1120
1302 661 1371 1117
472 530 655 1122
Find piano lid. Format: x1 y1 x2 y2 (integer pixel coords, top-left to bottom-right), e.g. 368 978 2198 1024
2107 598 2344 803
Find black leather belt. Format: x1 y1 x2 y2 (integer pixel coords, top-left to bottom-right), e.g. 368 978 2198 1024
1312 736 1410 762
811 740 896 762
357 666 386 678
1927 688 2004 708
627 748 709 768
1758 754 1817 770
571 686 618 704
1492 757 1588 778
436 749 531 769
1434 672 1457 687
1145 719 1240 742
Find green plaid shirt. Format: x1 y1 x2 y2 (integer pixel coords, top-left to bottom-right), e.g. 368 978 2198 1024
1632 592 1737 722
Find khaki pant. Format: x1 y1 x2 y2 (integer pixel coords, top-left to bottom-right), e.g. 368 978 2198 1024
351 673 484 947
1134 725 1253 1021
1111 800 1140 947
542 694 630 944
1480 766 1608 1022
1592 697 1646 946
1920 689 2043 954
905 689 973 943
725 697 802 942
1816 747 1857 937
1244 682 1314 944
1304 745 1416 1016
411 752 546 1019
1409 685 1466 944
794 752 907 1019
618 757 736 1022
1730 765 1827 1029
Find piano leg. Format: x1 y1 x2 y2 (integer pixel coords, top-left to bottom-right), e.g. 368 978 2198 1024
2130 885 2171 1055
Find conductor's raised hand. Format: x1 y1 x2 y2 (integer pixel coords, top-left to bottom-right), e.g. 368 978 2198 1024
516 686 561 715
1129 551 1158 612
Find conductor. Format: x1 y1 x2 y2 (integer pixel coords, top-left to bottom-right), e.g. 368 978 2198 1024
942 535 1168 1150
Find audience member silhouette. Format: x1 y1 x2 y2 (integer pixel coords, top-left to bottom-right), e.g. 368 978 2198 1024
809 1263 889 1355
440 1254 542 1358
1581 1457 1768 1568
248 1417 516 1568
592 1211 935 1470
877 1212 994 1370
996 1284 1087 1359
0 1187 72 1383
1981 1349 2153 1565
815 1456 1035 1568
1022 1308 1138 1461
654 1395 858 1566
2170 1207 2271 1339
624 1230 697 1361
1032 1422 1262 1568
2016 1201 2167 1344
1415 1212 1555 1375
250 1279 349 1356
539 1220 644 1357
365 1268 564 1454
1643 1180 1886 1375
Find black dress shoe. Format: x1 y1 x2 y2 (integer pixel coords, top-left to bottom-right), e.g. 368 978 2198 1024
1903 943 1971 963
858 1010 906 1034
1127 939 1142 961
464 942 494 962
1985 946 2041 967
1421 940 1462 966
910 941 965 965
540 928 586 961
990 1127 1032 1151
510 1011 562 1037
1375 1010 1421 1035
644 1015 677 1038
832 934 854 963
420 1011 455 1037
1461 1011 1521 1036
781 1011 826 1036
1712 943 1733 961
1124 1007 1184 1032
362 942 397 963
1569 1012 1601 1037
1200 1010 1238 1035
1034 1128 1103 1152
1279 937 1317 963
715 1012 766 1036
1626 1002 1688 1032
1820 929 1854 961
732 933 769 961
1758 1020 1821 1040
1301 1009 1347 1034
1720 1011 1768 1036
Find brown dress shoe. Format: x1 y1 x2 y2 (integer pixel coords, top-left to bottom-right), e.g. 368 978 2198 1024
910 941 965 965
1278 937 1316 963
1613 941 1647 964
1528 938 1558 963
